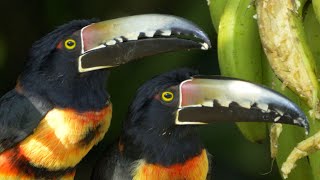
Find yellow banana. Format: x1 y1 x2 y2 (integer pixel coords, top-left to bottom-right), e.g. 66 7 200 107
218 0 266 143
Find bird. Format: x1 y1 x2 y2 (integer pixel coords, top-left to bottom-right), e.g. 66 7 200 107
0 14 211 179
91 68 309 180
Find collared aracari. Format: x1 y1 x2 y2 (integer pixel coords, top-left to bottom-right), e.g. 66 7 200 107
0 15 211 179
91 68 309 180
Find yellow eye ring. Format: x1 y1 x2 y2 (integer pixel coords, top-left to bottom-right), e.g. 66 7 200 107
161 91 174 102
64 39 76 50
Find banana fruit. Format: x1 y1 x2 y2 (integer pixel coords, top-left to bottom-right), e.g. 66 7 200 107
208 0 228 31
257 0 320 178
313 0 320 24
305 2 320 72
209 0 320 179
256 0 320 115
280 3 320 179
262 51 313 180
217 0 267 143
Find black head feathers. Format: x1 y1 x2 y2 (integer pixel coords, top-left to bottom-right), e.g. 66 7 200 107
121 68 203 165
18 19 110 112
24 19 97 73
127 68 198 123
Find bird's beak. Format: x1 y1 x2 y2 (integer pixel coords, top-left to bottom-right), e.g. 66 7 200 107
176 75 309 133
77 14 211 72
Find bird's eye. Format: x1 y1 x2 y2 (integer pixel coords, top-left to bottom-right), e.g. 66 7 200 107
64 39 76 50
161 91 174 102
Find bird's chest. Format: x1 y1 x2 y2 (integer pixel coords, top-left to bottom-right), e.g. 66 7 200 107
0 104 112 178
132 150 209 180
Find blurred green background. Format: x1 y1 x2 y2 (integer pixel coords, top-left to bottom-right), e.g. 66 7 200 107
0 0 281 179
